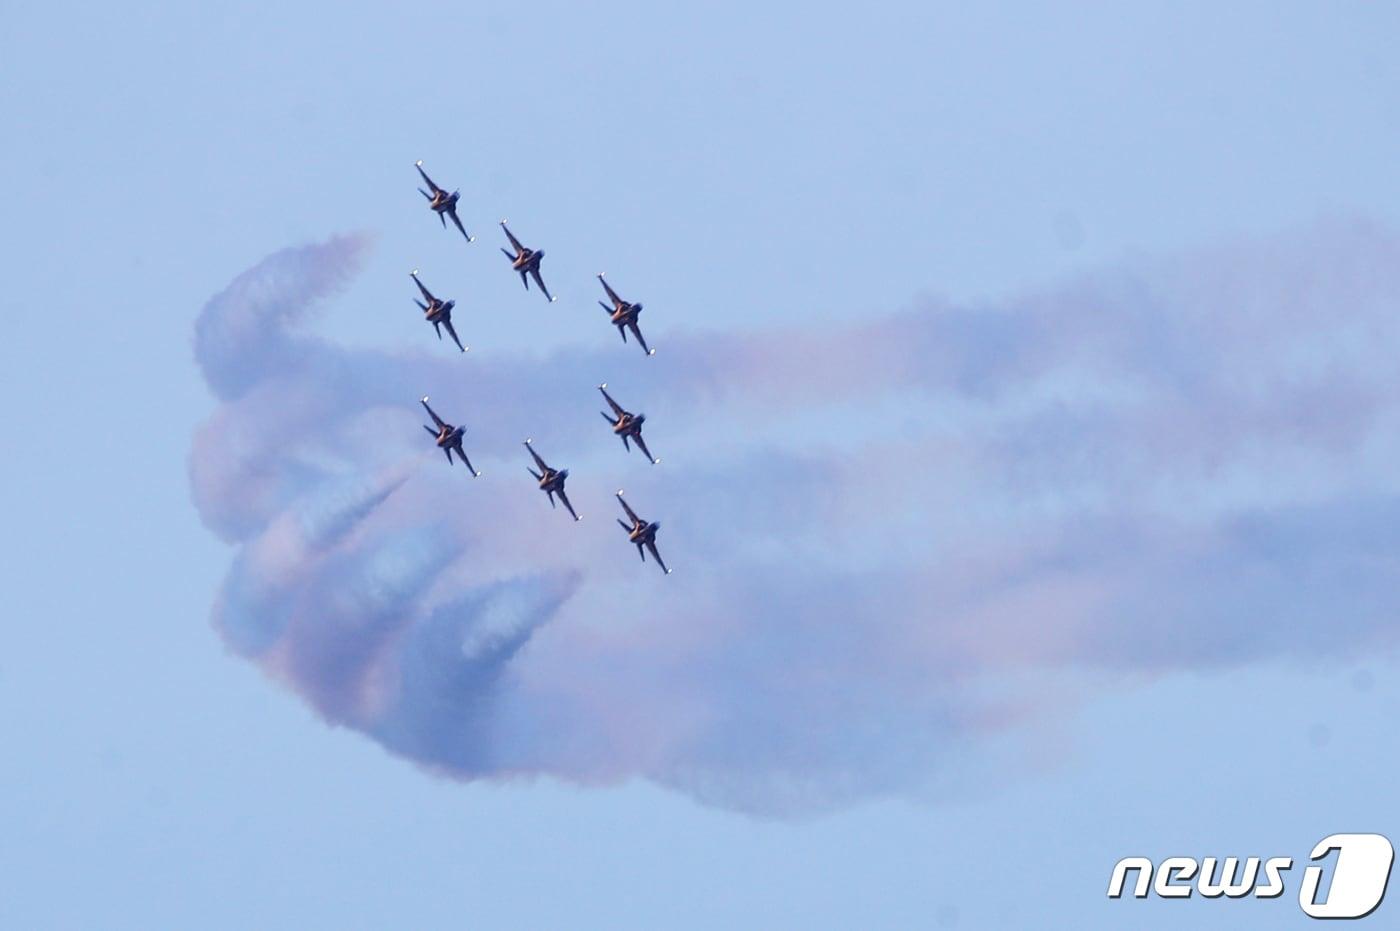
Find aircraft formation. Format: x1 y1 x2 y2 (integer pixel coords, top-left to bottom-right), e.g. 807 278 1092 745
408 160 670 575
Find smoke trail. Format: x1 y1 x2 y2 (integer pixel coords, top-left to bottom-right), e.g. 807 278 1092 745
190 219 1400 814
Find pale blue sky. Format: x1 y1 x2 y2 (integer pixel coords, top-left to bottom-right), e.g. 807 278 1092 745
3 2 1400 928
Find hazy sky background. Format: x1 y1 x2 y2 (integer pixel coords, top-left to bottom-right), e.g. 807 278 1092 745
4 2 1400 928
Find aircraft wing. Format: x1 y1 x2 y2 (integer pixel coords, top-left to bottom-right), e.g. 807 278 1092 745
447 208 472 242
415 161 443 194
454 446 480 477
616 493 641 526
442 319 467 353
645 540 670 575
500 221 525 254
410 272 435 303
524 441 549 472
420 397 446 429
598 385 626 417
557 488 580 522
598 274 623 307
531 269 554 303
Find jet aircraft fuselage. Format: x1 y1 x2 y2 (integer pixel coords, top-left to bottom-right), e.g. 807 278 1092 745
615 492 669 573
415 161 474 241
420 396 479 476
410 270 467 352
597 383 658 463
499 221 555 302
597 274 654 355
524 439 579 520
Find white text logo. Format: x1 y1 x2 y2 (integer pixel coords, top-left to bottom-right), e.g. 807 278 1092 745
1107 833 1394 919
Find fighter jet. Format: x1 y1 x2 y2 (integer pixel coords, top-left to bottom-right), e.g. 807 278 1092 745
524 439 579 521
499 221 555 302
598 383 658 464
410 270 467 353
597 274 654 356
414 160 474 241
420 396 480 476
615 491 669 574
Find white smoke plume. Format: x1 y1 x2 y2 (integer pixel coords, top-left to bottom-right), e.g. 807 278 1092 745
190 220 1400 813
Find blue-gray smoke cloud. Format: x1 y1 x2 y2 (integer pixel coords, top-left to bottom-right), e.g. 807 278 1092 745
190 220 1400 814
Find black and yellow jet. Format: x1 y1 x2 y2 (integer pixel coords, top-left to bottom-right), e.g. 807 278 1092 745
409 269 467 353
499 220 555 302
420 396 479 476
414 160 474 242
598 383 658 464
524 439 579 521
597 273 654 356
615 491 669 575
